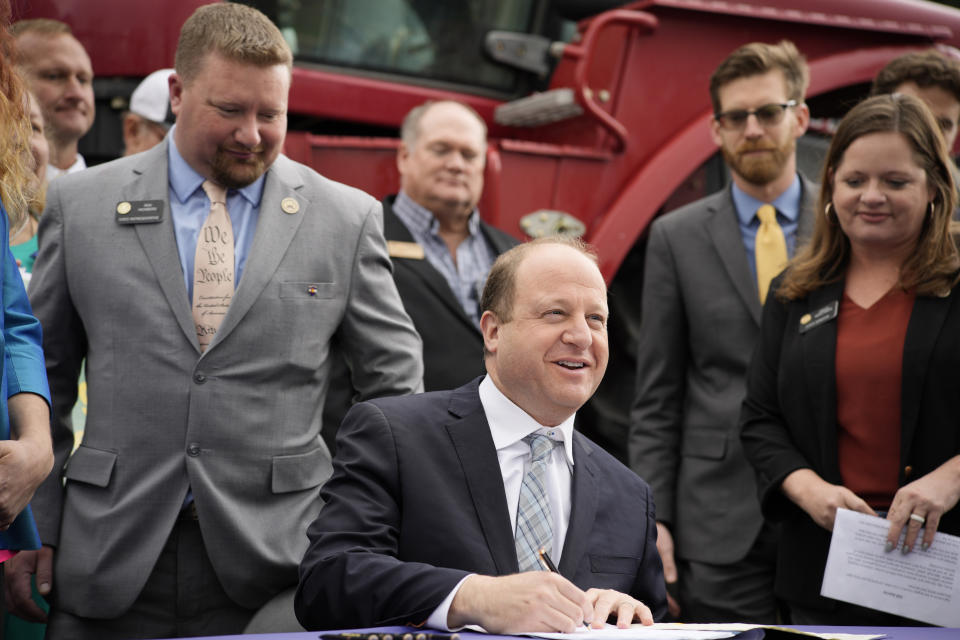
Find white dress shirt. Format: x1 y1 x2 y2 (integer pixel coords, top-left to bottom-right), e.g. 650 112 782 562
426 375 576 629
47 154 86 180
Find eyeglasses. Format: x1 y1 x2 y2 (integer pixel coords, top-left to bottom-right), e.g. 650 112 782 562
714 100 798 130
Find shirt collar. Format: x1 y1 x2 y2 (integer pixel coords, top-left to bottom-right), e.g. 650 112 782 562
167 126 266 207
731 174 802 226
396 190 481 237
479 375 575 466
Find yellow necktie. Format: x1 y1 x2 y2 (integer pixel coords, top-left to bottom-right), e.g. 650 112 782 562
755 204 787 304
192 181 235 351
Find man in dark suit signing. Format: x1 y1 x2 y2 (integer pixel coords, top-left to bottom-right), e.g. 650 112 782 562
629 40 816 622
297 237 666 632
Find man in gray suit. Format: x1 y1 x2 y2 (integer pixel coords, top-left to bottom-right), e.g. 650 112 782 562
629 40 815 623
5 4 423 638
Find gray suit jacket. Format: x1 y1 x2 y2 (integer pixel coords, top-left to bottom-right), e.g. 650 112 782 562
28 141 424 618
628 178 816 565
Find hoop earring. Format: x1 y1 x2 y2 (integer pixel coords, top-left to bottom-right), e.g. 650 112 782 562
929 201 935 216
825 202 833 218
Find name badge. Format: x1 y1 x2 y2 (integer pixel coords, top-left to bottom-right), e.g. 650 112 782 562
387 240 425 260
116 200 164 224
799 301 838 334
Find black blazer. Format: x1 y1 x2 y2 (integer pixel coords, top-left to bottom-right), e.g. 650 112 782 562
296 378 667 629
382 195 519 391
741 277 960 609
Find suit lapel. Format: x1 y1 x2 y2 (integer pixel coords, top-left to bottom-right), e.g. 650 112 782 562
383 198 479 333
481 221 517 254
129 142 199 351
901 288 954 462
801 280 844 480
208 156 306 350
558 433 598 578
708 192 762 325
445 383 518 574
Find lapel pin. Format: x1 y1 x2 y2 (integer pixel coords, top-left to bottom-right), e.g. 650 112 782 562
281 197 300 214
307 285 318 297
117 201 132 215
800 313 812 325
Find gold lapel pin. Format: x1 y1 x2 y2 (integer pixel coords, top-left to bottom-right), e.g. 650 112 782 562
800 313 812 325
281 197 300 214
117 202 132 215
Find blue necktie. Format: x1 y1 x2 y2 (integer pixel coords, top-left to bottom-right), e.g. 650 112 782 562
515 433 558 572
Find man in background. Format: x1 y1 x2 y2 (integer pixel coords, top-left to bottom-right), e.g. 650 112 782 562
872 50 960 154
123 68 175 156
12 19 94 179
629 40 816 622
324 100 516 446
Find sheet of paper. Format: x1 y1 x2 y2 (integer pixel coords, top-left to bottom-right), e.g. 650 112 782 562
822 508 960 627
526 623 882 640
527 624 733 640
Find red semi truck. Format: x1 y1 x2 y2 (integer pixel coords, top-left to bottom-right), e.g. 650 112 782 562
16 0 960 451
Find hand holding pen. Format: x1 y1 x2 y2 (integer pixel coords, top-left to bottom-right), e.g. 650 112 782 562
537 547 655 628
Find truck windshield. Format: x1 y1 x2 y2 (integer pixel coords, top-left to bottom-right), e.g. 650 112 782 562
244 0 538 93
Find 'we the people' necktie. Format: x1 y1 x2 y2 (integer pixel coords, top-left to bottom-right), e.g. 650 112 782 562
515 433 559 572
755 203 787 304
192 180 235 351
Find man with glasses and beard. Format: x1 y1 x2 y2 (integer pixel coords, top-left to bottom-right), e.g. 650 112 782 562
628 40 816 623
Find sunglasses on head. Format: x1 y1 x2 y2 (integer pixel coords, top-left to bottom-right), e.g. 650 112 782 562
714 100 797 130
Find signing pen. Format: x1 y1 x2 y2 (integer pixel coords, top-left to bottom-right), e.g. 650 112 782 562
537 547 590 629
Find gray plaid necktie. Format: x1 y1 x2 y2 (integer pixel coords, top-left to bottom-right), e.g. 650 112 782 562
515 433 559 572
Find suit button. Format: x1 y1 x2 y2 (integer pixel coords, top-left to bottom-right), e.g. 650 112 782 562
193 373 206 384
904 465 913 478
187 443 201 457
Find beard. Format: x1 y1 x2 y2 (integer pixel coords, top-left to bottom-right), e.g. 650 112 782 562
722 136 795 186
211 145 267 189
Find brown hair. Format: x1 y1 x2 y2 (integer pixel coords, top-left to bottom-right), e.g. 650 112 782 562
871 50 960 103
1 3 36 229
174 3 292 84
481 236 599 324
400 100 487 148
709 40 809 114
779 94 959 300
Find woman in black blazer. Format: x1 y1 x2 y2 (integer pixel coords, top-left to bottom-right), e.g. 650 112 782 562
741 94 960 625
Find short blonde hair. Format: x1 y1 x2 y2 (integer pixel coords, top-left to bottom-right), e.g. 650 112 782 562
174 3 291 84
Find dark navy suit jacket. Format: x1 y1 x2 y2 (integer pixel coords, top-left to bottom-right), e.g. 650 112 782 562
296 378 666 630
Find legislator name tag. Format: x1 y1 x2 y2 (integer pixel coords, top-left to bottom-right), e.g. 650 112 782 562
116 200 164 224
799 300 838 334
387 241 425 260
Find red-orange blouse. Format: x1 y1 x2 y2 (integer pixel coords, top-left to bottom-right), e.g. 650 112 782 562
835 287 915 509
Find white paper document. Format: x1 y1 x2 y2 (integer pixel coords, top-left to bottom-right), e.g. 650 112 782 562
822 508 960 626
527 622 882 640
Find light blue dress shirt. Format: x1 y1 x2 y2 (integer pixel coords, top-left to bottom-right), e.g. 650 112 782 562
391 190 497 329
167 130 264 301
731 175 802 277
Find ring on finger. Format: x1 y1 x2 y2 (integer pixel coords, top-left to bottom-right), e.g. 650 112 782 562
909 513 926 525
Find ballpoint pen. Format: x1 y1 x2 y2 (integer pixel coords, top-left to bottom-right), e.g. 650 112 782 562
538 547 591 628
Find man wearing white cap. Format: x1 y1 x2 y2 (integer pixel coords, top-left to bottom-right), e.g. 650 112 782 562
123 68 174 156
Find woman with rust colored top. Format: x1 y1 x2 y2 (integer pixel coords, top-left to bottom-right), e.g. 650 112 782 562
741 94 960 625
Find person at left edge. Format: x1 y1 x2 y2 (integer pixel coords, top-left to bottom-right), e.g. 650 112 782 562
8 4 423 638
0 2 52 630
296 237 666 633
